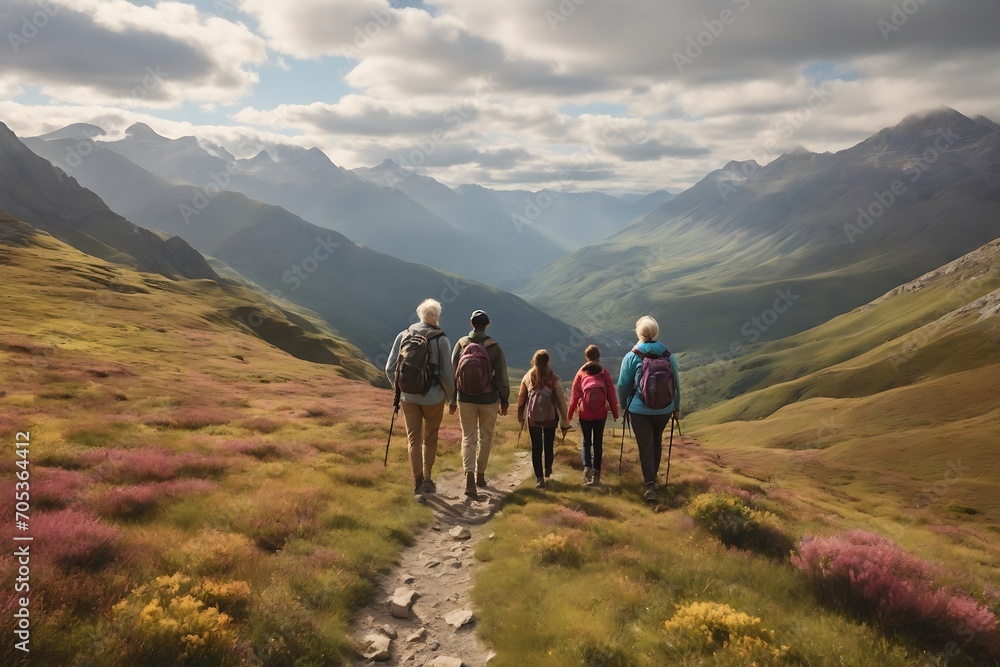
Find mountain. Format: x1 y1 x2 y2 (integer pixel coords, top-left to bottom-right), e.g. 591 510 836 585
23 133 584 372
519 107 1000 358
689 234 1000 516
355 160 568 277
621 189 676 215
94 124 515 285
487 188 652 252
0 122 216 281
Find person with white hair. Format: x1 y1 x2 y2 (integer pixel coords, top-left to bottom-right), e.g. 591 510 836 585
386 298 455 499
616 315 681 503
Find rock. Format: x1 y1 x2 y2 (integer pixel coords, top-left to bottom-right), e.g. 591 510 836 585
380 624 398 639
361 633 391 661
428 657 462 667
485 649 497 663
448 560 462 569
426 560 442 568
431 524 442 531
400 573 416 584
428 640 440 650
444 609 475 629
386 588 418 618
448 526 471 541
405 627 427 642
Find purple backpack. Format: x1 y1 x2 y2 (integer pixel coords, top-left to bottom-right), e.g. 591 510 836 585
633 347 675 410
455 341 495 395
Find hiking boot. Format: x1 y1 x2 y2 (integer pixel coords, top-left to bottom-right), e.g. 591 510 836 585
643 483 657 504
414 474 424 497
421 478 436 494
583 467 593 484
588 470 601 487
535 477 545 489
476 472 487 488
464 472 478 499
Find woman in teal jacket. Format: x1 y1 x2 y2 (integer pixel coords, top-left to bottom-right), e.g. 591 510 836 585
616 316 681 503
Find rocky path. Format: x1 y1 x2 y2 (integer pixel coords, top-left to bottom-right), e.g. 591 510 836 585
350 451 533 667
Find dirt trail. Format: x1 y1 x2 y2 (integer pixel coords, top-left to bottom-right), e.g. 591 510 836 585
349 451 533 666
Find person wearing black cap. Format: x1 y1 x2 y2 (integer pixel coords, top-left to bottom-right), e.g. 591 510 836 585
450 309 510 499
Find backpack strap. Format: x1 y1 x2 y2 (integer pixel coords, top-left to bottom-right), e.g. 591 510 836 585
632 345 671 360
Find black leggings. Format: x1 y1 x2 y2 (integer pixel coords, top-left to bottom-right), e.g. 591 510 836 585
629 412 672 485
529 426 555 479
579 418 607 470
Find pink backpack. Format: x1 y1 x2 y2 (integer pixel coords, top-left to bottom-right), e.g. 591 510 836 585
580 373 607 413
527 385 556 423
455 341 495 395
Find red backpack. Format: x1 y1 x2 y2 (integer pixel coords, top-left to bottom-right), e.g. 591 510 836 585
455 340 495 395
580 373 607 413
632 347 675 410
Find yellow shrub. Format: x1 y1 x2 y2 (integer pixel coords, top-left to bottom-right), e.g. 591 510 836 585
112 573 251 665
663 601 788 662
523 532 583 567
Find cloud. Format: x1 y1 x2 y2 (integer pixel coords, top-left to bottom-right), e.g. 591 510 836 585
0 0 266 106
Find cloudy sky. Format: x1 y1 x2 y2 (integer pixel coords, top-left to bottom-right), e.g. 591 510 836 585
2 0 999 193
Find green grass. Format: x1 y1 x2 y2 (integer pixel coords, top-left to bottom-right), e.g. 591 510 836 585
0 227 458 666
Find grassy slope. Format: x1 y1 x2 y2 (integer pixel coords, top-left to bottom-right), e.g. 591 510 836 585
0 220 512 666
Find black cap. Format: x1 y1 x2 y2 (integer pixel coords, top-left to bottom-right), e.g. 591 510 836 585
470 309 490 325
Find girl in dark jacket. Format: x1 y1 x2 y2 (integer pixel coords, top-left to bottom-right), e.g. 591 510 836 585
567 345 619 486
517 350 570 489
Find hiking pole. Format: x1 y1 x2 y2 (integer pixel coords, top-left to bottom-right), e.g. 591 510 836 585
384 393 400 467
664 415 676 486
517 419 524 449
618 413 629 474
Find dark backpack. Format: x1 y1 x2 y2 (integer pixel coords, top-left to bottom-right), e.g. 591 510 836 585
394 326 444 395
455 339 496 395
580 372 607 413
527 384 557 423
632 347 675 410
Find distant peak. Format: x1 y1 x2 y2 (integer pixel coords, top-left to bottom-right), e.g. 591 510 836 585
896 106 975 131
36 123 106 142
249 150 273 163
125 122 166 141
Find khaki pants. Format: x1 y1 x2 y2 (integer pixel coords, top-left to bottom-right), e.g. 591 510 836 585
400 400 445 481
458 402 499 474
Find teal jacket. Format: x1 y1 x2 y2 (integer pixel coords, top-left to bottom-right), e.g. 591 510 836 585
616 341 681 416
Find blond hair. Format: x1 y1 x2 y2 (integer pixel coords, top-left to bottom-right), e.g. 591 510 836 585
416 298 442 326
635 316 659 342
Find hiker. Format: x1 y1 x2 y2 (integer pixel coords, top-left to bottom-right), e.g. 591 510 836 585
568 344 619 487
516 350 570 490
617 316 681 503
450 309 510 499
385 299 455 498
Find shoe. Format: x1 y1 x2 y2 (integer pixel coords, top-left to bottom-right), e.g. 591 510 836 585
535 477 545 489
643 484 657 503
545 468 552 479
464 472 478 499
421 478 436 494
476 472 487 488
414 474 424 496
583 467 593 483
588 470 601 487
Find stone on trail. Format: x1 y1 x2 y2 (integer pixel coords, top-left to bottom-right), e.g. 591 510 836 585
448 526 472 540
386 587 418 618
400 573 416 584
405 627 427 642
428 657 463 667
444 609 475 628
361 633 391 661
380 624 398 639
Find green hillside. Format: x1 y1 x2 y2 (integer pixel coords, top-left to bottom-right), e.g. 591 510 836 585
520 109 1000 359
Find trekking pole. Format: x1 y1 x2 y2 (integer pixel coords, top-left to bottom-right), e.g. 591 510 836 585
384 393 400 467
618 413 628 474
517 419 524 449
664 415 676 486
